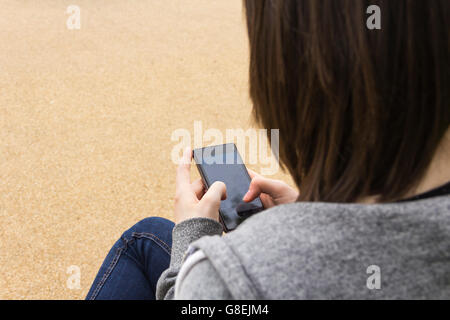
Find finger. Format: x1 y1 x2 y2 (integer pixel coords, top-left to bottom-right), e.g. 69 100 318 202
176 147 192 192
243 176 264 202
199 181 227 212
191 178 205 199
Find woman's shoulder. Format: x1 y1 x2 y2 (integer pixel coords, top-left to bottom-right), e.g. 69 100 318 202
222 194 450 274
238 194 450 234
215 195 450 299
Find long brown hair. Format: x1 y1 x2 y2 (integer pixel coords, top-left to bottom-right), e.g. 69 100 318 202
244 0 449 202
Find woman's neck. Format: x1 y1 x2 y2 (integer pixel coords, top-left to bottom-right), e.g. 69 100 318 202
406 128 450 198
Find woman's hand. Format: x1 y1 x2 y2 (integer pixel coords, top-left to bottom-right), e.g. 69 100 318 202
174 147 227 224
243 170 299 209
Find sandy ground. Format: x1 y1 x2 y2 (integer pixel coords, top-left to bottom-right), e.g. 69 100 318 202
0 0 293 299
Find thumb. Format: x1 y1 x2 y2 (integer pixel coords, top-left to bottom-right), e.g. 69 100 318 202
199 181 227 213
243 176 283 202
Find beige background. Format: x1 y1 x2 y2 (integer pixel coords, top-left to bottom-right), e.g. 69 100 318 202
0 0 293 299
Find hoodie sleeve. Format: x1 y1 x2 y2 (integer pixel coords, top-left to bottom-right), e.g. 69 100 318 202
173 249 233 299
155 217 226 299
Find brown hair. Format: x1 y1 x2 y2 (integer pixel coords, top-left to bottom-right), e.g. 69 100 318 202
244 0 449 202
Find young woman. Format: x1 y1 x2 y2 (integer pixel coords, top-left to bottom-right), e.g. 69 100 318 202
87 0 449 299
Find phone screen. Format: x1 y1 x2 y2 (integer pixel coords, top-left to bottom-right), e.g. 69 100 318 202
193 143 264 231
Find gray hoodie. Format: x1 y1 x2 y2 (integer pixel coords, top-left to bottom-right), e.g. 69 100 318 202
156 195 450 299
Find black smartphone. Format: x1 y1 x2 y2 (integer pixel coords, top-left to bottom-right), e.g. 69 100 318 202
193 143 264 232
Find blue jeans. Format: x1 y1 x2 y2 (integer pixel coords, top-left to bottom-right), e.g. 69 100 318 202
86 217 175 300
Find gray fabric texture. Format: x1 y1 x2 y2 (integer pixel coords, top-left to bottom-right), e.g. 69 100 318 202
157 195 450 299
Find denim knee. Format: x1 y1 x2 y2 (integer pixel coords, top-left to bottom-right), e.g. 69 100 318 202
122 217 175 242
